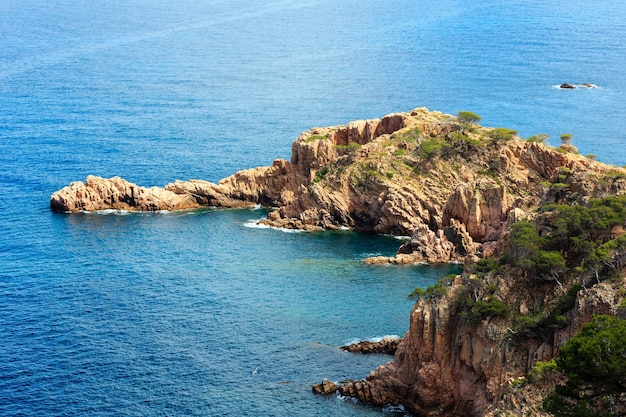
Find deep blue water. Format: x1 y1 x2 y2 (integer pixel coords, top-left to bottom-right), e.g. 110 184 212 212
1 1 625 416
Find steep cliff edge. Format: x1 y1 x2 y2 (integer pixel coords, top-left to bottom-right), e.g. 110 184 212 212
335 195 626 416
51 107 626 263
337 271 625 416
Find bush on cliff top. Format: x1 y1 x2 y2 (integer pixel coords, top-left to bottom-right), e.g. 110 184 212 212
502 195 626 284
456 111 481 125
487 127 517 142
416 137 451 160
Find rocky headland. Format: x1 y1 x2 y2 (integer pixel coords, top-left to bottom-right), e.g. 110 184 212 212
51 108 626 416
51 107 626 263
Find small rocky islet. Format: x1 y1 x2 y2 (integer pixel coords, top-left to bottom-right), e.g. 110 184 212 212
51 108 626 416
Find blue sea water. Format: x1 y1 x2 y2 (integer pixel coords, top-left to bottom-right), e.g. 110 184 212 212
1 1 625 416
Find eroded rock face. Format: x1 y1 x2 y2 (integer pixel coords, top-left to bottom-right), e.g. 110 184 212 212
50 160 305 213
50 175 201 212
337 278 626 417
51 107 626 265
366 220 480 264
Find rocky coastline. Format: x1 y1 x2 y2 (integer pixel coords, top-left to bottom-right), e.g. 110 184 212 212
51 108 626 416
51 107 626 264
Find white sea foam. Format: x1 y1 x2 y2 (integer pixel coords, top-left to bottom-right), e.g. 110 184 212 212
343 335 401 345
360 252 383 259
86 209 132 215
243 218 305 233
369 334 401 342
382 403 407 414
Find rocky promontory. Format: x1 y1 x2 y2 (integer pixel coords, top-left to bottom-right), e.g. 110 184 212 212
333 266 626 416
51 107 626 264
52 107 626 416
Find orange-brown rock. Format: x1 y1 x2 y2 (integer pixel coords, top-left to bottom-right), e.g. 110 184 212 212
49 175 201 212
337 275 626 416
341 337 401 354
51 108 626 265
50 175 255 212
312 379 338 395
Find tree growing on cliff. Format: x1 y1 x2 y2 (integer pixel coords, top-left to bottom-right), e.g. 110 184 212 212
543 315 626 417
507 221 543 275
527 134 550 145
488 127 518 142
456 111 481 125
560 133 573 146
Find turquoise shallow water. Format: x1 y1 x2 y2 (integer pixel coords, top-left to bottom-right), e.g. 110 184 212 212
1 0 625 415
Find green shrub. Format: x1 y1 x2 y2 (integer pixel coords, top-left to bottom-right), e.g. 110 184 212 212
474 257 499 273
313 166 328 183
305 134 328 142
408 275 456 300
527 134 550 144
450 132 485 149
408 281 446 300
470 296 508 322
398 127 421 141
560 133 573 146
528 359 557 383
515 285 579 340
417 137 451 160
488 128 517 142
335 142 361 155
543 315 626 417
457 111 482 124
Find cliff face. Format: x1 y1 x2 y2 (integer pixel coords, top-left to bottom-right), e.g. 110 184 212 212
338 273 626 417
51 108 626 263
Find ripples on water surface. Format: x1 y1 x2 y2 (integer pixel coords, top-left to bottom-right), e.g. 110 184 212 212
1 0 625 415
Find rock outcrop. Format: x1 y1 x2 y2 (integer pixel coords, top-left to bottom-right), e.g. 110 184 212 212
50 175 255 212
312 379 338 395
341 337 401 354
334 275 626 416
51 107 626 264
